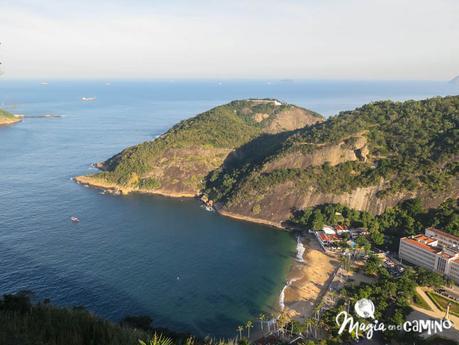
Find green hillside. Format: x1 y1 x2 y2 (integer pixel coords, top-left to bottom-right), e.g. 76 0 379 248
77 99 322 196
208 96 458 222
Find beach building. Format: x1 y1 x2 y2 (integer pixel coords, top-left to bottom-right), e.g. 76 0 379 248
334 225 350 235
399 228 459 283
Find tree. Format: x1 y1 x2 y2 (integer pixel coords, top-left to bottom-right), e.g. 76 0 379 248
311 210 324 230
416 268 445 287
139 334 173 345
364 255 381 276
237 325 244 339
258 313 266 332
245 320 253 338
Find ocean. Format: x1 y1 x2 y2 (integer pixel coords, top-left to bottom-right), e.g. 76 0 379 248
0 79 457 337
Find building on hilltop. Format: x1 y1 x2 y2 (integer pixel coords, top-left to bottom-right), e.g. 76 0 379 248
399 228 459 283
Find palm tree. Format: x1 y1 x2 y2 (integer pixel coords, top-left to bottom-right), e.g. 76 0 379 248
245 320 253 338
237 325 244 339
277 311 288 335
139 333 174 345
309 318 319 339
258 313 266 332
304 318 314 337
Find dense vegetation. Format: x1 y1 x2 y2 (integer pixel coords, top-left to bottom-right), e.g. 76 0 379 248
290 198 458 250
0 292 150 345
207 96 459 208
0 293 236 345
93 100 320 189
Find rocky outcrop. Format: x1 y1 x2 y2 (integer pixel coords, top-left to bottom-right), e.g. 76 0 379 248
263 134 368 172
220 178 459 226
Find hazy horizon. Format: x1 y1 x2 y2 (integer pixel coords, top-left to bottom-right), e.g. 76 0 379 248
1 0 458 80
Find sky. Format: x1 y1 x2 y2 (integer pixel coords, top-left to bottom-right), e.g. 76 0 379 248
0 0 458 80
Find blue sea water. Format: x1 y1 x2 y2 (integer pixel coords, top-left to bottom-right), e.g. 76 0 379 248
0 80 457 338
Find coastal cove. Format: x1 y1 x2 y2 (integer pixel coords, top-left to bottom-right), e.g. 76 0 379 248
1 80 458 338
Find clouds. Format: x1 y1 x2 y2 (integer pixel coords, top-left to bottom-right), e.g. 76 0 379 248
0 0 458 79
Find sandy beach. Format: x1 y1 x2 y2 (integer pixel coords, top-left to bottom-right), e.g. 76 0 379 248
282 236 339 320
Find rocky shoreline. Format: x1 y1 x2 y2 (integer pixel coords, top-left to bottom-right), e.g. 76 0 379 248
73 175 196 198
74 174 287 228
0 115 23 127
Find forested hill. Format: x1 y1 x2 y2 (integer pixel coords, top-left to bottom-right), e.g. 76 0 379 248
75 99 323 196
77 95 458 228
207 96 459 226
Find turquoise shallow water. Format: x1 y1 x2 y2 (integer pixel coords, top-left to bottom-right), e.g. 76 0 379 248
0 80 457 337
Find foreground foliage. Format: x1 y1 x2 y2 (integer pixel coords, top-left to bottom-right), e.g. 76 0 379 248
0 293 149 345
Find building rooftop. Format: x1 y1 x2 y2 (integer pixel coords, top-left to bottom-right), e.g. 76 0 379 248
413 234 437 245
401 237 440 254
427 227 459 241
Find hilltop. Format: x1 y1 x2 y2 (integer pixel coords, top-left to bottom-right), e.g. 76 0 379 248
75 99 323 196
0 109 22 126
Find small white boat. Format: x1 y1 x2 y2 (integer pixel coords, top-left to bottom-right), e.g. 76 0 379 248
81 97 96 102
40 82 48 85
70 216 80 223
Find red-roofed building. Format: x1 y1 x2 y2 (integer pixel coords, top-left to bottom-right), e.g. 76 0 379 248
399 229 459 283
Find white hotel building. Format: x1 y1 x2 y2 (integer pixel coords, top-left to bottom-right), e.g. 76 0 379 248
399 227 459 283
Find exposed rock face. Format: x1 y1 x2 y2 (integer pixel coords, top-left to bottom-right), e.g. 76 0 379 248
263 134 368 172
265 107 322 133
143 147 232 196
220 178 459 226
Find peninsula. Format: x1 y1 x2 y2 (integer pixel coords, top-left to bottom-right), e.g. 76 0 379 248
0 109 22 126
75 99 323 197
76 96 459 228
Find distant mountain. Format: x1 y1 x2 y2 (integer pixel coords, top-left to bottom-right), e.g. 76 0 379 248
450 75 459 85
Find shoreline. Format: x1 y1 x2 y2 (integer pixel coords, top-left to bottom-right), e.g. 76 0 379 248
75 173 339 323
74 175 287 229
0 116 23 127
73 175 196 198
281 235 339 321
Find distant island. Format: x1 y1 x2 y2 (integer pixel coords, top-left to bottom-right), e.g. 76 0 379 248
0 108 22 127
76 96 459 228
450 75 459 85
